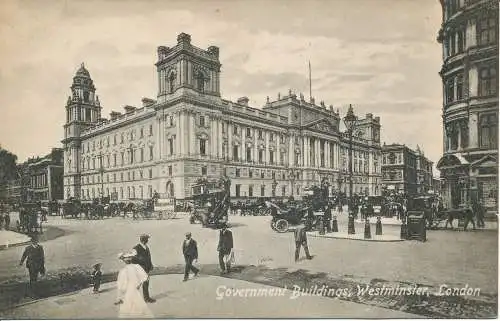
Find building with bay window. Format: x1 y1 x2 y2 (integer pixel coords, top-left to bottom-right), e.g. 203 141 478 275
436 0 498 214
62 33 382 201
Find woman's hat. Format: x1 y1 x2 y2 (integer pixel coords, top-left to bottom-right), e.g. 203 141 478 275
118 249 137 260
93 263 102 269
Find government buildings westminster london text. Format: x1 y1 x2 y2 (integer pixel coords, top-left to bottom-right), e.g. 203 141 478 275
62 33 382 201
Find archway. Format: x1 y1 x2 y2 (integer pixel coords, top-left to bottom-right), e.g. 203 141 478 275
165 181 175 198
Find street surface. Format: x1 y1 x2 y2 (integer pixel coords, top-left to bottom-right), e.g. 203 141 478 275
0 211 497 317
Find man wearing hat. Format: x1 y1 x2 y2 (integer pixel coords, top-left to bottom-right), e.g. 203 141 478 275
182 232 199 281
19 235 45 296
217 223 233 274
133 234 155 303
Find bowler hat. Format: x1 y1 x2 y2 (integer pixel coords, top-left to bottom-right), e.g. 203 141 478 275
140 234 151 239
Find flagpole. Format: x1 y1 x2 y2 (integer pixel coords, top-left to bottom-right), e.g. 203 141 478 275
309 60 312 101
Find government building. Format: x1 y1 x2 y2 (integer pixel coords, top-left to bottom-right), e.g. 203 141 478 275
62 33 382 201
381 144 434 196
436 0 498 214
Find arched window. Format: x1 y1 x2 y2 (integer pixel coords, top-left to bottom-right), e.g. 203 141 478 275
83 91 89 102
169 72 176 93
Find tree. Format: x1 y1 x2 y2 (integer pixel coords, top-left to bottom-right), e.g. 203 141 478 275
0 146 18 185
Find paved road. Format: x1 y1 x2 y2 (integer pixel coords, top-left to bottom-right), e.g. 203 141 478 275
0 212 497 295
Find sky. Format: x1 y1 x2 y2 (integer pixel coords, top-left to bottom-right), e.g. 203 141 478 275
0 0 444 174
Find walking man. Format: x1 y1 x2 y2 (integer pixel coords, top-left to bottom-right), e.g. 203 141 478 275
133 234 156 303
19 235 45 297
217 223 233 274
463 204 476 231
182 232 199 281
294 224 312 262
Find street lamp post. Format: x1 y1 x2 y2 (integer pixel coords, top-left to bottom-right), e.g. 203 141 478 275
343 104 358 234
98 153 104 200
272 178 277 198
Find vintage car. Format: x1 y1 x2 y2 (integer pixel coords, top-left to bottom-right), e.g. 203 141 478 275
189 178 230 229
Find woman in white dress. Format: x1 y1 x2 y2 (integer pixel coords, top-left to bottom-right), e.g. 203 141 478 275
114 250 154 319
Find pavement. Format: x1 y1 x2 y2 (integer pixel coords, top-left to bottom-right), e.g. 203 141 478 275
307 231 403 242
355 217 402 225
0 274 421 319
0 230 30 250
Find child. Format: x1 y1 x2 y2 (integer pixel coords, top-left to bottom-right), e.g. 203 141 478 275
91 263 102 293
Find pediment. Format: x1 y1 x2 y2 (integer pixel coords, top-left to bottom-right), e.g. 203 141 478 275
305 119 338 133
471 155 498 168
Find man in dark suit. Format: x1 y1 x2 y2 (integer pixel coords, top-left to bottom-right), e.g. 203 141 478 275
132 234 156 303
182 232 199 281
19 235 45 296
217 223 233 274
294 224 312 262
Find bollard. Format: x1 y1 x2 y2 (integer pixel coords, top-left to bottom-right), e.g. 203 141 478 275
364 219 371 239
318 217 325 235
376 216 383 235
348 214 355 234
332 215 339 232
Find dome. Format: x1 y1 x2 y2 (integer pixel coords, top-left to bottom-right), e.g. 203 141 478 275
75 63 91 78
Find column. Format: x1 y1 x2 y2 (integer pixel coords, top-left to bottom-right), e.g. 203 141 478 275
315 139 320 168
253 131 258 163
241 127 245 161
228 122 232 160
176 112 181 156
218 119 223 158
180 112 186 156
325 141 330 168
304 136 309 167
190 113 196 155
265 131 270 164
288 134 294 167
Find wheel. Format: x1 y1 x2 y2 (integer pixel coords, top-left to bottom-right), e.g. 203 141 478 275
270 219 277 231
275 219 289 233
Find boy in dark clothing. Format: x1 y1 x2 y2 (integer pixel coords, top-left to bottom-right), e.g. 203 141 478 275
91 263 102 293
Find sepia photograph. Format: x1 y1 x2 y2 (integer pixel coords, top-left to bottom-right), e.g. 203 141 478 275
0 0 498 319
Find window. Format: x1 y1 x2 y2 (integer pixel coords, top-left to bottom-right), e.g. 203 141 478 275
86 109 91 122
272 172 276 180
457 30 465 53
233 125 238 135
201 166 207 176
169 139 174 155
149 169 153 178
197 73 205 92
169 72 176 93
260 171 265 179
169 116 173 127
280 135 284 143
200 116 205 127
479 67 497 97
168 166 172 176
270 133 274 141
121 173 124 181
261 185 265 196
258 130 263 139
222 123 225 133
449 34 456 56
121 134 124 143
233 146 239 161
149 125 153 136
258 150 264 163
236 168 240 177
270 151 274 164
113 173 116 182
281 186 286 196
248 185 253 197
456 74 464 100
249 170 253 178
130 149 134 164
132 171 135 180
121 152 125 165
149 146 154 160
235 184 241 197
280 152 284 165
199 139 207 155
295 153 300 166
446 78 454 103
478 16 497 46
140 148 144 162
148 185 152 198
479 114 497 149
450 123 459 150
140 128 144 138
246 147 252 162
246 128 251 137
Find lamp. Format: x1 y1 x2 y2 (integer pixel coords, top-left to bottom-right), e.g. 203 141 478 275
343 104 358 234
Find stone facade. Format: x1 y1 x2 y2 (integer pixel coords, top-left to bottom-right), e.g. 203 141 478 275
62 33 383 201
381 144 434 196
26 148 64 202
436 0 498 212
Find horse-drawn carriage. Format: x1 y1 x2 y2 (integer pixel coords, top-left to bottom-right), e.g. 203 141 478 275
189 177 230 228
231 198 270 216
17 202 44 234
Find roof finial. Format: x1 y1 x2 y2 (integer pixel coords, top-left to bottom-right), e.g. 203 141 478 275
81 62 85 68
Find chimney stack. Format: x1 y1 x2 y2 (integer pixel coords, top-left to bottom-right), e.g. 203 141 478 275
124 105 136 114
237 97 249 106
110 111 122 120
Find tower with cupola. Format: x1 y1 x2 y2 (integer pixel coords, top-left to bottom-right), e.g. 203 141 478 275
155 33 222 103
62 63 102 199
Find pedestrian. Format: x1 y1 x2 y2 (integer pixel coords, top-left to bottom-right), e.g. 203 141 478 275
182 232 199 281
294 224 312 262
115 250 154 319
217 223 234 274
4 212 10 230
19 235 45 297
132 234 156 303
476 201 485 228
91 263 103 293
463 205 476 231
